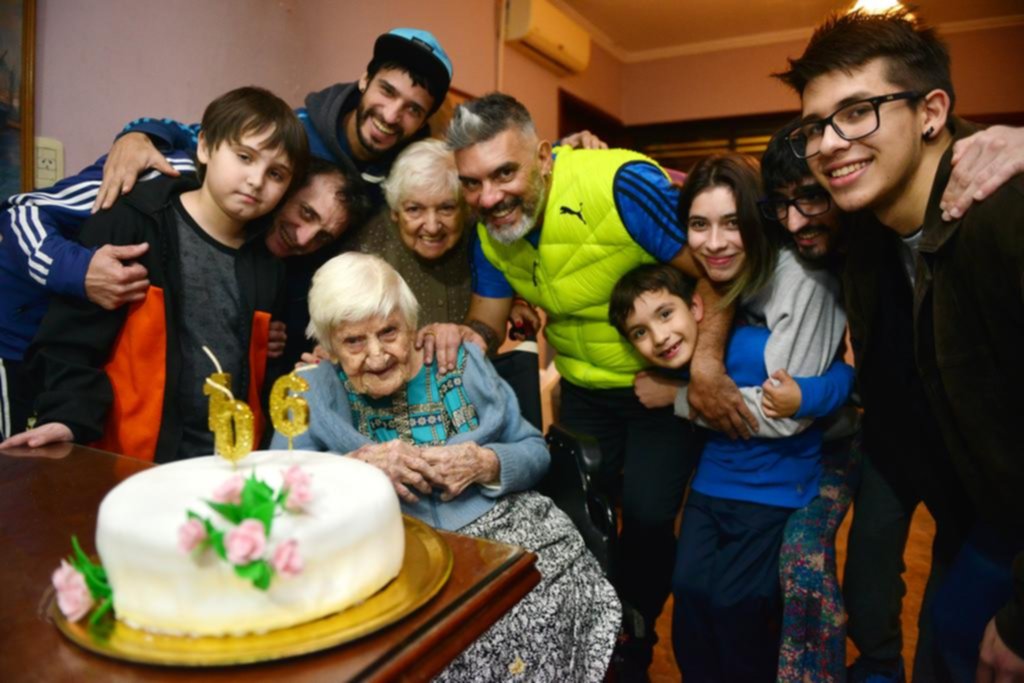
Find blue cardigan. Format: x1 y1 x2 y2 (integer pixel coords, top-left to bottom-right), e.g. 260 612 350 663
270 344 550 531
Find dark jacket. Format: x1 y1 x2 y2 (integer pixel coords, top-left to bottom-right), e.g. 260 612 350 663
916 120 1024 653
27 175 285 463
845 119 1024 655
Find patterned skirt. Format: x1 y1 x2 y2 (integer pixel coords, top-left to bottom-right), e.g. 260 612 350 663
434 491 621 682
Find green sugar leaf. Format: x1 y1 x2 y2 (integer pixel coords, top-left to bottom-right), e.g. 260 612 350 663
88 597 113 627
241 474 274 511
206 500 243 525
248 501 277 536
210 530 227 561
234 560 274 591
70 536 90 566
68 536 112 601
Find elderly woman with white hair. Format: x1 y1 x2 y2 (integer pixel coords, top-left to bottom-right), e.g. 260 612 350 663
272 251 620 681
343 138 538 347
341 137 473 326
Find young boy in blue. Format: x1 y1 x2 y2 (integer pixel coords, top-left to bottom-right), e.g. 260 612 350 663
1 87 308 462
610 263 855 681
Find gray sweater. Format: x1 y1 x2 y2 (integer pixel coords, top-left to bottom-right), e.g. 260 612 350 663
676 247 847 437
270 344 550 531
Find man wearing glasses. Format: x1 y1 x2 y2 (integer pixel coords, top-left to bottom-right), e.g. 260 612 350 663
760 124 974 683
778 9 1024 682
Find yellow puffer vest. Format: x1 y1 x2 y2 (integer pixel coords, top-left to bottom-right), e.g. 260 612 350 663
478 146 662 389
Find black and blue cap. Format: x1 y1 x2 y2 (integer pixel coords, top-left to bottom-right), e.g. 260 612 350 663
371 28 453 112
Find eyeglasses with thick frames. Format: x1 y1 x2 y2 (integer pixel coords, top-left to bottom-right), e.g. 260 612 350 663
787 91 921 159
758 191 832 222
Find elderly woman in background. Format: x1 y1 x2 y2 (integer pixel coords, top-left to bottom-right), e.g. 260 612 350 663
272 252 619 681
344 138 473 325
346 138 538 338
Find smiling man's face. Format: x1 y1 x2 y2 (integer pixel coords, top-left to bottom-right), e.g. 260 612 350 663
264 173 349 258
770 178 843 262
801 58 925 216
454 128 551 245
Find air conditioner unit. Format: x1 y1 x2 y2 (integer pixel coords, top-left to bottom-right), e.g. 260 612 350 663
505 0 591 75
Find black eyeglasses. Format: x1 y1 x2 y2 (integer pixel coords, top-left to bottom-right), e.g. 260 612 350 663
759 190 832 222
787 91 921 159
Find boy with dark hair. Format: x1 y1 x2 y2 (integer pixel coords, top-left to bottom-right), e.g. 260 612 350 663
609 263 698 339
1 86 307 463
609 264 702 370
779 9 1024 679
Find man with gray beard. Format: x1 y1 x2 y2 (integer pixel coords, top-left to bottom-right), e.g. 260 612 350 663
433 92 716 679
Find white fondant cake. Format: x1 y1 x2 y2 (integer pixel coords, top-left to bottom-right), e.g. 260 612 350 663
95 450 404 636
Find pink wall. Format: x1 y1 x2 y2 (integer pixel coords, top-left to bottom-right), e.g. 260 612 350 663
35 0 619 173
36 0 306 171
621 22 1024 126
946 25 1024 118
36 0 1016 173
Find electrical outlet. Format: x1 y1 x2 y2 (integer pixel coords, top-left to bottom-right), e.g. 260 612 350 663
35 137 65 188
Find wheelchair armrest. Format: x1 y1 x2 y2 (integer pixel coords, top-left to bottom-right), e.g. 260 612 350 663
541 423 618 580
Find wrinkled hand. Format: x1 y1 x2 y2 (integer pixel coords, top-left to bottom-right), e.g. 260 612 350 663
941 125 1024 222
0 422 74 450
762 369 802 419
416 323 485 375
350 440 438 504
634 371 682 409
508 299 541 341
297 344 331 368
559 129 609 150
94 133 181 212
688 357 758 439
421 442 500 501
976 617 1024 682
267 321 287 359
84 243 150 310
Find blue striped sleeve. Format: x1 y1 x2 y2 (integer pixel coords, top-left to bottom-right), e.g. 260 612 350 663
613 161 686 262
121 117 201 153
470 230 515 298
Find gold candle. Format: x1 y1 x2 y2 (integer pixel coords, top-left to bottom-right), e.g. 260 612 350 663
202 346 254 465
210 398 255 464
270 372 310 450
203 372 232 431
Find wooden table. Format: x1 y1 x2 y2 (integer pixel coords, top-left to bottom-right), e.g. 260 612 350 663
0 444 540 681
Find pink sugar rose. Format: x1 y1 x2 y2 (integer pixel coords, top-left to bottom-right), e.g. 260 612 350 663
281 465 313 512
225 519 267 565
52 559 94 622
271 539 304 577
212 474 245 504
177 519 208 553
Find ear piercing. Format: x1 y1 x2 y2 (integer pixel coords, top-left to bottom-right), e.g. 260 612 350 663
923 126 935 140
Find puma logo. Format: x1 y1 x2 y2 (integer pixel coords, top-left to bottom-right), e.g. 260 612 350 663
560 203 586 225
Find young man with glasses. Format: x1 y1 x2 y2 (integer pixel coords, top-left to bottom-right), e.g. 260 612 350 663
761 124 966 683
778 9 1024 681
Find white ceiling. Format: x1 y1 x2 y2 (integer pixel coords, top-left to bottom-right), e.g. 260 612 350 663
552 0 1024 62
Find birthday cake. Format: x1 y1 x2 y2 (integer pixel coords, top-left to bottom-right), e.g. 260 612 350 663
91 450 404 636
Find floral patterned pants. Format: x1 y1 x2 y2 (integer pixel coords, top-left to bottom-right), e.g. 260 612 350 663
777 438 862 683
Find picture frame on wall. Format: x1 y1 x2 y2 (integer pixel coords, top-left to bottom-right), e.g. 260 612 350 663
0 0 34 198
